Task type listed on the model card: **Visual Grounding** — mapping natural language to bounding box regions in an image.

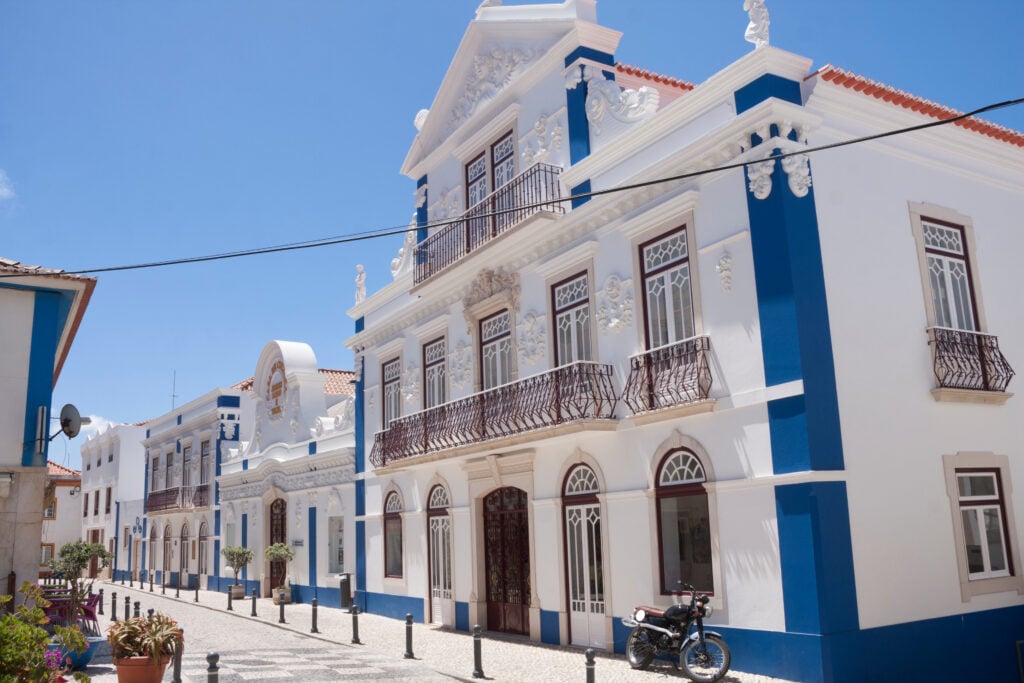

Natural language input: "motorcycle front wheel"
[625,628,656,670]
[680,634,731,682]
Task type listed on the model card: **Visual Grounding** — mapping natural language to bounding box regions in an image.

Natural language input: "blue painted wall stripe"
[23,291,62,466]
[416,174,429,244]
[565,76,591,167]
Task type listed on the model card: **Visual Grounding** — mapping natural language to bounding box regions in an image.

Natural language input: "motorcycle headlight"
[702,604,713,619]
[634,609,646,622]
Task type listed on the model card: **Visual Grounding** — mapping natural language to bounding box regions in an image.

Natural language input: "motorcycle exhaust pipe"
[619,618,675,638]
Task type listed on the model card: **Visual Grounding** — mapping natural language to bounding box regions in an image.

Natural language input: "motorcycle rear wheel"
[625,628,656,670]
[680,634,731,682]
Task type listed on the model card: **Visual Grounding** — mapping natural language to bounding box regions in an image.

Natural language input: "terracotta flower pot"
[113,655,171,683]
[229,584,246,599]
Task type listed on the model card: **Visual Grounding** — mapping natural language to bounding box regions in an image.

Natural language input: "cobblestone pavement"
[81,581,797,682]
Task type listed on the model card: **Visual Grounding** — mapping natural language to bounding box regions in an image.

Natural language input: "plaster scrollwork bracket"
[746,158,776,200]
[414,184,428,209]
[596,274,634,334]
[716,251,734,292]
[429,187,462,223]
[583,67,660,135]
[780,153,812,198]
[516,311,547,364]
[449,339,473,390]
[521,113,563,166]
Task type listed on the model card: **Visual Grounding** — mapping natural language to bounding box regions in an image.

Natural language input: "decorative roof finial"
[354,264,366,305]
[743,0,770,49]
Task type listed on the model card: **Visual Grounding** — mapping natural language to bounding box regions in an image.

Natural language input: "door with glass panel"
[564,466,605,648]
[428,485,454,626]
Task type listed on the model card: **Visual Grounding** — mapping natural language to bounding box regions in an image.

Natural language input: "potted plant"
[47,540,111,669]
[220,545,255,599]
[264,542,295,604]
[107,611,183,683]
[1,583,86,682]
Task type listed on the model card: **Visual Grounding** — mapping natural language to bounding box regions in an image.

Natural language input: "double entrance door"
[484,487,530,635]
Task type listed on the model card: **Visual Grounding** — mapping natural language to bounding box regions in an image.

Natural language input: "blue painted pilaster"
[416,175,429,243]
[22,291,61,466]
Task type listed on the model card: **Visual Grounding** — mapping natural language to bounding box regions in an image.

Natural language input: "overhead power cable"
[3,96,1021,279]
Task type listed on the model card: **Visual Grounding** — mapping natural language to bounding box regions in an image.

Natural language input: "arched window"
[149,526,157,571]
[564,465,600,497]
[656,449,714,594]
[428,485,450,511]
[384,491,403,578]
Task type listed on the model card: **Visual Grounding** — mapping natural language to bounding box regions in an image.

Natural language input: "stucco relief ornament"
[354,264,366,305]
[402,362,421,403]
[516,311,546,364]
[429,187,462,223]
[446,46,539,133]
[390,214,418,279]
[746,158,776,199]
[463,267,521,312]
[449,339,473,390]
[521,114,563,166]
[414,184,428,209]
[716,251,734,292]
[744,0,770,49]
[596,274,634,333]
[583,66,660,135]
[780,153,812,197]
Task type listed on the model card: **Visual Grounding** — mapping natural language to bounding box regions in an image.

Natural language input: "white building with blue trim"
[0,257,95,601]
[345,2,1023,681]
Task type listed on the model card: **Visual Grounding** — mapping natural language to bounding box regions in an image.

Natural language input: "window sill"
[931,388,1013,405]
[959,573,1024,602]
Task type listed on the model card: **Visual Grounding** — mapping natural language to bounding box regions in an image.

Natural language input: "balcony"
[928,327,1014,395]
[144,484,211,513]
[413,162,564,284]
[623,336,713,414]
[369,361,618,468]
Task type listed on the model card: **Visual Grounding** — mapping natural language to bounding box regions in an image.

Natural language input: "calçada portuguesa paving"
[81,581,795,682]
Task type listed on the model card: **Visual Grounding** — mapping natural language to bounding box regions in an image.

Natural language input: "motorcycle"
[621,582,731,682]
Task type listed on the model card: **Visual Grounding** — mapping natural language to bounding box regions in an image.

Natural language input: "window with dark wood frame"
[654,448,714,595]
[384,492,403,578]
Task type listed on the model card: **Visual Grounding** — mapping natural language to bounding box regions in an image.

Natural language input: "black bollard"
[472,624,485,679]
[150,572,154,592]
[129,570,133,588]
[120,570,125,586]
[251,589,257,617]
[278,590,286,624]
[404,613,414,659]
[162,576,166,595]
[310,598,319,633]
[206,652,219,683]
[171,627,184,683]
[98,589,104,616]
[227,588,233,612]
[195,580,199,603]
[133,601,140,618]
[351,606,361,645]
[585,648,595,683]
[124,596,130,621]
[111,591,117,622]
[175,577,180,599]
[148,608,154,619]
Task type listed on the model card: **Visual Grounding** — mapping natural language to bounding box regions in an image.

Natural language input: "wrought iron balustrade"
[189,484,211,508]
[144,487,182,513]
[413,163,564,284]
[928,327,1014,392]
[623,336,712,414]
[369,361,617,468]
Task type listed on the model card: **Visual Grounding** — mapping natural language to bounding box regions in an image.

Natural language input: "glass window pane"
[659,493,713,593]
[385,517,403,577]
[961,509,985,574]
[957,474,996,498]
[983,508,1007,573]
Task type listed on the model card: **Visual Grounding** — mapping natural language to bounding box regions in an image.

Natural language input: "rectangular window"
[200,440,211,485]
[382,358,402,428]
[40,544,54,567]
[957,470,1011,580]
[96,457,101,468]
[552,272,592,365]
[93,491,100,516]
[151,456,159,490]
[182,444,192,488]
[105,486,112,514]
[166,452,173,486]
[225,522,236,548]
[480,310,512,390]
[328,516,345,574]
[83,492,89,517]
[124,526,130,549]
[385,516,403,578]
[423,338,447,409]
[86,462,90,471]
[108,452,113,462]
[641,227,695,349]
[922,219,977,331]
[43,498,56,519]
[465,131,516,242]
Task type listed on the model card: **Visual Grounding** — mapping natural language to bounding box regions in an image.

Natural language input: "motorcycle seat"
[636,605,667,618]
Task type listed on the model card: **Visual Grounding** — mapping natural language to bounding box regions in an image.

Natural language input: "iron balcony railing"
[369,361,617,468]
[927,327,1014,392]
[623,335,712,414]
[144,484,212,512]
[413,162,564,284]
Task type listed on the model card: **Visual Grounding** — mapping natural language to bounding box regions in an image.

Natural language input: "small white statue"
[744,0,770,49]
[354,264,366,304]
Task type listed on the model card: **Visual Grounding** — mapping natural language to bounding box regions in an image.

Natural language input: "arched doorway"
[148,526,157,582]
[162,524,172,585]
[483,487,530,635]
[179,523,190,588]
[427,485,453,626]
[269,498,287,593]
[563,465,605,648]
[198,521,209,589]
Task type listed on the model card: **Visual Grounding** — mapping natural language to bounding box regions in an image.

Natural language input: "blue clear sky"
[2,1,1021,470]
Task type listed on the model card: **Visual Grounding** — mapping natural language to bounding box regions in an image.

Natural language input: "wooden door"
[269,498,287,592]
[484,487,530,635]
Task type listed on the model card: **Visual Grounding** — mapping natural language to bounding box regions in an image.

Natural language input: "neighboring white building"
[79,422,147,579]
[0,258,94,604]
[344,2,1023,682]
[142,387,253,591]
[41,461,82,578]
[218,341,356,603]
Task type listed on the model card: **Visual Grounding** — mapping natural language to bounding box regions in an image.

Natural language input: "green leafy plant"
[48,541,111,636]
[0,582,87,683]
[263,542,295,590]
[220,546,255,586]
[106,612,183,664]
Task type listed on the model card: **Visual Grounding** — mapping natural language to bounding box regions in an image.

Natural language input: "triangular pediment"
[402,0,617,177]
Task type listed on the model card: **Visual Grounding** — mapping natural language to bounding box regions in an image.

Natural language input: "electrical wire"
[3,96,1022,279]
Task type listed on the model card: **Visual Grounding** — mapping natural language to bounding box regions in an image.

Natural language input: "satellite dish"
[59,404,84,439]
